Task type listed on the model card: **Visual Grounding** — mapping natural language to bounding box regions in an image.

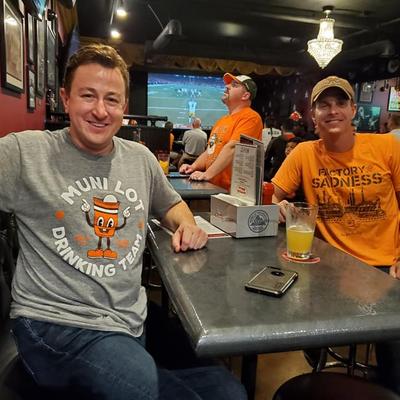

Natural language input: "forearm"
[161,201,195,231]
[203,141,236,180]
[190,151,207,171]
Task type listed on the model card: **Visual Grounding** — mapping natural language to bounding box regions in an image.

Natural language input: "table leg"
[241,354,258,400]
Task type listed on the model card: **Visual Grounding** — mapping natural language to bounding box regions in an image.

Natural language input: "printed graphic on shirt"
[207,127,226,155]
[52,177,146,278]
[81,195,130,260]
[312,165,385,227]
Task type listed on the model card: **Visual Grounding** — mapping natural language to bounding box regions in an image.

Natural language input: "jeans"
[375,266,400,395]
[11,317,247,400]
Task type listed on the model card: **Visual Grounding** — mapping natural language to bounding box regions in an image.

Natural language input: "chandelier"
[307,7,343,69]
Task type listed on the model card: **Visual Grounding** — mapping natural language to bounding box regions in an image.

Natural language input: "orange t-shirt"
[272,134,400,266]
[206,107,262,190]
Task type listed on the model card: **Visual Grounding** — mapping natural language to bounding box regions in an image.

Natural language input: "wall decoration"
[27,66,36,110]
[354,105,381,132]
[358,82,374,103]
[0,0,24,92]
[46,23,56,89]
[387,87,400,112]
[26,11,35,64]
[36,16,45,97]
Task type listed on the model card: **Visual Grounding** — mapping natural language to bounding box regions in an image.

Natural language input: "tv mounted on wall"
[388,87,400,112]
[147,72,227,130]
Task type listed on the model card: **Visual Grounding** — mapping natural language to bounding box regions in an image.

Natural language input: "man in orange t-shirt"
[272,75,400,394]
[179,73,262,190]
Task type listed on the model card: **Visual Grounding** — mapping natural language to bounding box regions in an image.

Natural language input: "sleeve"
[230,114,263,142]
[271,143,304,195]
[148,152,182,218]
[0,134,22,212]
[389,134,400,192]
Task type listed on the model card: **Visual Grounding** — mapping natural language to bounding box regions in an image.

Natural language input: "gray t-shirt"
[0,128,181,337]
[182,128,207,156]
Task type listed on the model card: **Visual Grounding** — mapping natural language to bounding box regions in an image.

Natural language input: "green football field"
[148,83,226,129]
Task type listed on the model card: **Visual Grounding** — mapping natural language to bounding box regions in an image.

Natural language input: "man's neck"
[227,102,250,115]
[321,128,355,153]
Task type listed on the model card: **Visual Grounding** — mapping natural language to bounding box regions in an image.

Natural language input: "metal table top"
[148,225,400,358]
[168,177,227,199]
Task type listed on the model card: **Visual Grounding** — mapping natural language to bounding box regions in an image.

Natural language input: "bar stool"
[273,372,400,400]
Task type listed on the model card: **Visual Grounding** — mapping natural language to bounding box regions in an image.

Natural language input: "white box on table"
[210,193,279,238]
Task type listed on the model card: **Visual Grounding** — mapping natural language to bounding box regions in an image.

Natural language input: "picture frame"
[36,16,45,97]
[46,23,56,90]
[27,66,36,110]
[354,105,381,132]
[387,87,400,112]
[358,82,374,103]
[0,0,24,93]
[26,11,35,65]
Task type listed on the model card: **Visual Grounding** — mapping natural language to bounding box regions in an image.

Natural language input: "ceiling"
[76,0,400,77]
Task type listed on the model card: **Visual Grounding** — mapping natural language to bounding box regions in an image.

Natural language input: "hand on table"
[390,261,400,279]
[172,222,208,252]
[189,171,208,182]
[179,164,195,174]
[277,199,289,223]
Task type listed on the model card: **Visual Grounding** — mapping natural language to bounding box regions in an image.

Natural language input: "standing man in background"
[178,117,208,168]
[180,73,263,191]
[388,113,400,137]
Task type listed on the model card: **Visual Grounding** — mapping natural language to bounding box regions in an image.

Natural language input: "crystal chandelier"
[307,7,343,69]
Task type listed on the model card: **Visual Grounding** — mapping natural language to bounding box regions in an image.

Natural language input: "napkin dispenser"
[210,193,279,238]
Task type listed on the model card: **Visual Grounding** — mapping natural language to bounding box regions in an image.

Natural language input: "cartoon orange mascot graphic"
[81,195,131,259]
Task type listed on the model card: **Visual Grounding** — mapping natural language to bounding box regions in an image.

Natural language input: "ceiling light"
[116,0,127,18]
[110,29,121,39]
[307,6,343,69]
[116,7,127,18]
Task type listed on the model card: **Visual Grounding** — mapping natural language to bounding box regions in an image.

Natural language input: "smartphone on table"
[245,266,298,297]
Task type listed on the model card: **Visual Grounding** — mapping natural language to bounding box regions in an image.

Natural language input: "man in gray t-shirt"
[1,44,246,400]
[178,117,207,168]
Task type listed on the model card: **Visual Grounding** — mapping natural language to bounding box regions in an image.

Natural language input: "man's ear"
[242,91,251,101]
[59,88,69,113]
[352,103,357,119]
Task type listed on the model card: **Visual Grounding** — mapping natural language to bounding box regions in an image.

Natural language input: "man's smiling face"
[60,63,127,156]
[312,87,356,139]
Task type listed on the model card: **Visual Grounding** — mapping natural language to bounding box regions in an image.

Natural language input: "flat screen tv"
[387,87,400,112]
[147,72,226,130]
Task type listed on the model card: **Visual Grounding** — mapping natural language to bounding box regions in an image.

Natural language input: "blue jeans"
[375,266,400,395]
[11,317,247,400]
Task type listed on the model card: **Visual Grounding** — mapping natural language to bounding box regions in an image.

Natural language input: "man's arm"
[190,141,236,181]
[179,149,207,174]
[161,201,208,252]
[389,191,400,279]
[272,184,290,223]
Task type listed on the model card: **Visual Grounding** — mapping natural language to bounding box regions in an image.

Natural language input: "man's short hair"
[389,113,400,129]
[63,43,129,100]
[281,118,295,133]
[165,121,174,131]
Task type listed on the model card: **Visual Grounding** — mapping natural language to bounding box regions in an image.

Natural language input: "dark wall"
[129,70,147,115]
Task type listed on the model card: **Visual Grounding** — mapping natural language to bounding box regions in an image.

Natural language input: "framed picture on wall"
[46,24,56,90]
[26,11,35,65]
[358,82,374,103]
[0,0,24,92]
[36,16,45,97]
[387,87,400,112]
[354,105,381,132]
[27,66,36,110]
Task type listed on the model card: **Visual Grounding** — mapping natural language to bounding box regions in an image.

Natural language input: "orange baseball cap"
[223,73,257,100]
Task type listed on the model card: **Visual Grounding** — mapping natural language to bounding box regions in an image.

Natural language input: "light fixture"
[116,0,127,18]
[110,29,121,39]
[307,6,343,69]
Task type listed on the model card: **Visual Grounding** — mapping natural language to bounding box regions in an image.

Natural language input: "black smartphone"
[245,266,298,297]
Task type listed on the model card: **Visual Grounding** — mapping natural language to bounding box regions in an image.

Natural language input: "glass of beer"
[157,151,170,175]
[286,202,318,260]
